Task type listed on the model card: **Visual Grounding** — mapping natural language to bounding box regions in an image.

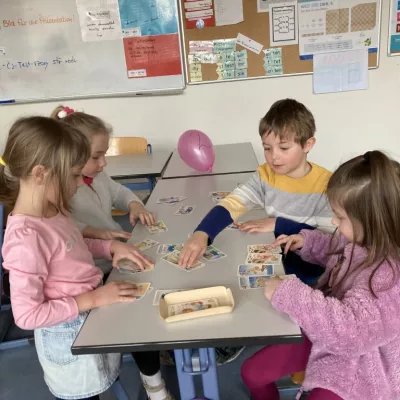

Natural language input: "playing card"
[146,221,168,234]
[239,276,251,290]
[157,196,187,205]
[175,205,196,216]
[249,276,273,289]
[237,264,274,276]
[202,245,227,262]
[134,239,159,251]
[118,259,154,273]
[226,223,240,230]
[209,191,230,198]
[162,250,205,272]
[212,196,224,203]
[157,243,184,254]
[152,289,185,306]
[168,298,219,316]
[245,253,282,265]
[134,282,151,299]
[247,244,282,254]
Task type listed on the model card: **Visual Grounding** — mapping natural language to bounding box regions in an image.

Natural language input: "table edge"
[162,169,257,180]
[71,333,303,355]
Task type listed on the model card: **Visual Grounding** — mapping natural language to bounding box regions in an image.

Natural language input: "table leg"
[173,348,220,400]
[174,349,196,400]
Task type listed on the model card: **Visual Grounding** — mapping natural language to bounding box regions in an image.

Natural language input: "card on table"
[175,205,196,216]
[226,223,240,230]
[239,276,251,290]
[152,288,186,306]
[247,244,282,254]
[202,245,227,262]
[237,264,274,276]
[162,250,205,272]
[157,243,184,254]
[157,196,187,205]
[209,191,231,198]
[146,221,168,234]
[245,253,282,265]
[248,275,273,289]
[168,298,219,316]
[134,239,159,251]
[134,282,152,299]
[118,259,154,273]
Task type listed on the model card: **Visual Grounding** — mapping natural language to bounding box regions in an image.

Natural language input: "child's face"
[331,205,360,243]
[262,132,314,178]
[82,133,109,177]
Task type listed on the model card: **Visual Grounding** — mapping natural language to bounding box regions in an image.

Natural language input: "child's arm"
[5,230,80,330]
[270,275,400,355]
[83,238,113,260]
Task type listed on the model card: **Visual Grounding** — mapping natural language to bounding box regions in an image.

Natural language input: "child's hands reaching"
[239,218,276,233]
[272,234,305,254]
[129,201,155,226]
[99,229,131,240]
[263,276,284,301]
[110,241,154,270]
[179,231,208,267]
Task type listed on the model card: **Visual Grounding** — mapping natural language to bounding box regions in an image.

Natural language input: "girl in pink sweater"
[0,117,153,400]
[242,150,400,400]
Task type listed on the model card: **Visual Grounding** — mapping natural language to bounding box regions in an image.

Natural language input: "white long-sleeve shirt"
[71,171,142,232]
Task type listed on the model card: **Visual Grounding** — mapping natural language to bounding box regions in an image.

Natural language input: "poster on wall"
[388,0,400,55]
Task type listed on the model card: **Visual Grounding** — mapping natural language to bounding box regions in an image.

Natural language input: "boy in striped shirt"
[179,98,333,273]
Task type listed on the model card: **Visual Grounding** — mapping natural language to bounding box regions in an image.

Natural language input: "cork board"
[180,0,379,84]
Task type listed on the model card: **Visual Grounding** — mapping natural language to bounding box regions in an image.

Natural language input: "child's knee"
[241,356,259,388]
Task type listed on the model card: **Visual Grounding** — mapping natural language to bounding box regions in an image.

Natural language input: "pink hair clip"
[57,106,75,119]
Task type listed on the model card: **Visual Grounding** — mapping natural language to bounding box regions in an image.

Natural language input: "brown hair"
[51,105,112,140]
[0,116,90,213]
[259,99,316,147]
[325,150,400,297]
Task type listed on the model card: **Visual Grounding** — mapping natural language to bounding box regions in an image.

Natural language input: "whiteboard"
[0,0,185,103]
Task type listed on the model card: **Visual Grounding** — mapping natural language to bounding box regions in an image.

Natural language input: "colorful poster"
[389,0,400,54]
[118,0,178,36]
[123,34,182,77]
[298,0,379,59]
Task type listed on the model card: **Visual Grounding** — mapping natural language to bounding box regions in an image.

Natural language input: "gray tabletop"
[104,150,172,179]
[72,173,301,355]
[162,142,259,179]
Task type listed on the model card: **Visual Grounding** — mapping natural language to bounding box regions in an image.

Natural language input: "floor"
[0,343,299,400]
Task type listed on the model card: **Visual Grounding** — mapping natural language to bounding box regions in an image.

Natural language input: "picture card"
[146,221,168,234]
[245,253,282,264]
[134,239,159,251]
[118,259,154,273]
[162,250,205,272]
[157,196,187,205]
[202,245,227,262]
[134,282,151,299]
[175,205,196,215]
[237,264,274,276]
[249,275,273,288]
[247,244,282,254]
[157,243,184,254]
[152,288,186,306]
[226,223,240,230]
[168,298,219,316]
[239,276,251,290]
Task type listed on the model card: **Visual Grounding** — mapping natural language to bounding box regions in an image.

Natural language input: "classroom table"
[72,173,301,400]
[162,142,259,179]
[105,150,172,180]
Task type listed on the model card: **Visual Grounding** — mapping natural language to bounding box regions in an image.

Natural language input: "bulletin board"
[0,0,185,103]
[179,0,381,84]
[388,0,400,55]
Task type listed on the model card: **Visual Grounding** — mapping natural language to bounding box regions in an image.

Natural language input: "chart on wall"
[388,0,400,55]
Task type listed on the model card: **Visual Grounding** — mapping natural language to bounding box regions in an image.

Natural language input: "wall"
[0,0,397,171]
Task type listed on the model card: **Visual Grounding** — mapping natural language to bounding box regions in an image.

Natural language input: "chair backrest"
[107,137,148,156]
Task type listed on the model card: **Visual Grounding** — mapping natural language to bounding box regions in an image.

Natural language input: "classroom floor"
[0,343,299,400]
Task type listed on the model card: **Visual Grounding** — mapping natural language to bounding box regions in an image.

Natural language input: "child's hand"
[94,281,140,307]
[100,229,131,240]
[239,218,276,233]
[264,276,284,301]
[110,241,154,269]
[129,201,155,226]
[272,234,305,254]
[179,231,208,267]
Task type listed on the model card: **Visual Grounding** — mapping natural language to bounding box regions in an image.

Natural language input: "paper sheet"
[76,0,123,42]
[118,0,178,36]
[313,49,368,94]
[214,0,244,26]
[269,2,298,46]
[236,33,263,54]
[298,0,378,58]
[258,0,287,12]
[184,0,215,28]
[264,47,283,75]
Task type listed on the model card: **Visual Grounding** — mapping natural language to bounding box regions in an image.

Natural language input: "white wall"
[0,0,397,172]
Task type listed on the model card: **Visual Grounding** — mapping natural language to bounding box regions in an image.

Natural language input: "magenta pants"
[241,337,343,400]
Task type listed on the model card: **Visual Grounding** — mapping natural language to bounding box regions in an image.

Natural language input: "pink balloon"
[178,130,215,172]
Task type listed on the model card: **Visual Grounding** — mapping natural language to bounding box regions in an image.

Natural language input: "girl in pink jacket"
[242,150,400,400]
